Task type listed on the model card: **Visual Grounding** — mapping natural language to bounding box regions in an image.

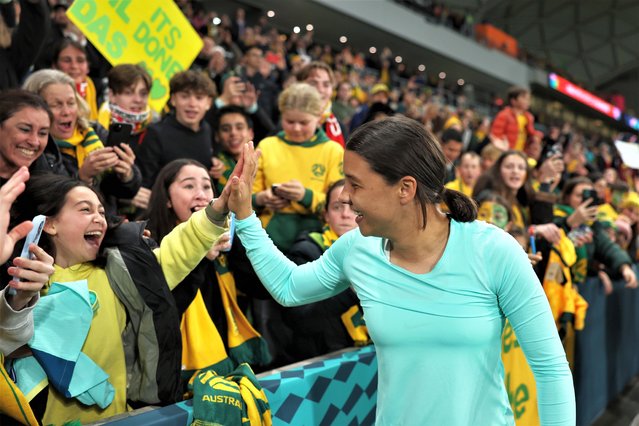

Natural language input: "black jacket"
[31,134,71,177]
[101,221,183,405]
[284,231,360,361]
[136,114,213,188]
[0,0,48,90]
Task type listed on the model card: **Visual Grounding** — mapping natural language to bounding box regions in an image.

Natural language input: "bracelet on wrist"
[205,199,228,226]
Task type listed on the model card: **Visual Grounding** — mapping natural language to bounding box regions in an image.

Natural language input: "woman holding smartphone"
[22,69,142,216]
[219,118,576,425]
[555,176,636,288]
[0,167,54,356]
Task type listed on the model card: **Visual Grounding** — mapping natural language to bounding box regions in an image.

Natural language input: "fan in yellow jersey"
[252,83,344,252]
[445,151,481,197]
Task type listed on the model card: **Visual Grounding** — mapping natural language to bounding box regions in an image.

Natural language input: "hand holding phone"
[7,215,46,296]
[106,122,133,148]
[582,189,601,206]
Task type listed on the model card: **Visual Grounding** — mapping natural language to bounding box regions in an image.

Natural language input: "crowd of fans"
[0,0,638,424]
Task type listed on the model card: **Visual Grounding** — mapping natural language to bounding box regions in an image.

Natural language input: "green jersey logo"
[312,163,326,177]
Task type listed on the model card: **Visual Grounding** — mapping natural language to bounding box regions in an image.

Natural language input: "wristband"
[205,199,228,226]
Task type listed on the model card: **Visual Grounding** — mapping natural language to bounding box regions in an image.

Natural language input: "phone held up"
[221,213,235,253]
[106,122,133,148]
[7,215,47,296]
[582,189,601,206]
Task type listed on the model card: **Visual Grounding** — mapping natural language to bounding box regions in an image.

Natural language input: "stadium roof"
[440,0,639,114]
[224,0,638,114]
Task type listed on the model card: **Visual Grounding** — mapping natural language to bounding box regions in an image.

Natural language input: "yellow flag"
[67,0,204,112]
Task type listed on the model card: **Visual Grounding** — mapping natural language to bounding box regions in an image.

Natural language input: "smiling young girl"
[142,159,270,378]
[474,150,562,249]
[11,171,230,425]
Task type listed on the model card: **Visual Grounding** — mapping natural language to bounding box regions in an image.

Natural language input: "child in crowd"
[480,143,503,172]
[52,39,98,120]
[296,61,346,146]
[97,64,156,150]
[97,64,158,213]
[136,70,216,191]
[252,82,344,252]
[250,82,344,366]
[211,105,254,195]
[143,159,270,379]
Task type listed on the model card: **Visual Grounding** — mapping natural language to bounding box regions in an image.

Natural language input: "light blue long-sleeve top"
[237,213,575,425]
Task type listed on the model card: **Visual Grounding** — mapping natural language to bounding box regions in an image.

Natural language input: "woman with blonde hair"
[23,69,141,215]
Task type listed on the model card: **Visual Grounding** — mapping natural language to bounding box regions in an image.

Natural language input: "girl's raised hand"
[210,142,260,220]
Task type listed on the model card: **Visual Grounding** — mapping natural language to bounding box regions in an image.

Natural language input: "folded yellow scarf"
[190,363,271,426]
[55,126,104,168]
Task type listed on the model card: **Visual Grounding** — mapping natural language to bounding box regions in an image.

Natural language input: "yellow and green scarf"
[542,229,588,368]
[0,353,39,425]
[76,77,98,121]
[181,255,271,376]
[190,363,272,426]
[55,126,104,168]
[554,205,589,284]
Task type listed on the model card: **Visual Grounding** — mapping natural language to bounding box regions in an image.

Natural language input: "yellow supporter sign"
[67,0,204,112]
